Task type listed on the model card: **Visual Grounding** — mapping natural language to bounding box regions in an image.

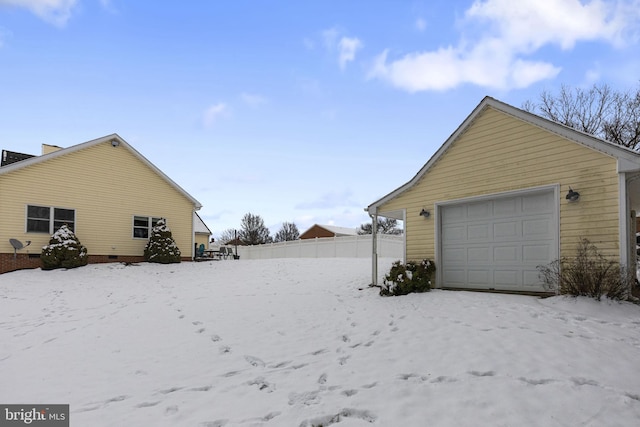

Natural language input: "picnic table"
[203,247,235,260]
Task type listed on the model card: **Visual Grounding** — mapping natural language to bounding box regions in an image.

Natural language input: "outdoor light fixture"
[419,208,431,218]
[566,187,580,202]
[111,139,120,147]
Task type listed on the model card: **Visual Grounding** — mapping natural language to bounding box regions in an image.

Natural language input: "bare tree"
[358,218,403,235]
[273,222,300,242]
[240,213,271,245]
[217,228,238,245]
[523,82,640,150]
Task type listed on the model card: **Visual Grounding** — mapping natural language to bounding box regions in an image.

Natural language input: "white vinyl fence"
[236,234,403,260]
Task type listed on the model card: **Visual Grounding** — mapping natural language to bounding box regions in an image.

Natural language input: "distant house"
[0,134,205,274]
[367,97,640,293]
[300,224,358,239]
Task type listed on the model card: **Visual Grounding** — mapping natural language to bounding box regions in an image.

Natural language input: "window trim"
[25,205,76,234]
[132,215,163,239]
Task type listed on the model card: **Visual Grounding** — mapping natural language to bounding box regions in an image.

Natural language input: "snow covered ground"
[1,258,640,427]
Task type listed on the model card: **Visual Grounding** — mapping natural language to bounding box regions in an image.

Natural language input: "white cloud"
[240,93,267,108]
[338,36,363,69]
[202,103,228,128]
[466,0,640,50]
[321,27,363,69]
[321,27,340,50]
[0,0,78,27]
[415,17,427,32]
[369,0,640,92]
[99,0,117,14]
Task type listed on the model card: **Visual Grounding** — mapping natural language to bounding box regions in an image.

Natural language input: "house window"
[133,216,162,239]
[26,205,75,233]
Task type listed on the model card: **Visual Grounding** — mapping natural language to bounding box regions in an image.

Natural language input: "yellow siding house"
[367,97,640,293]
[0,134,204,274]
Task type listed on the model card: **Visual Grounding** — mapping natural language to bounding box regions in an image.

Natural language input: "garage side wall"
[378,107,619,263]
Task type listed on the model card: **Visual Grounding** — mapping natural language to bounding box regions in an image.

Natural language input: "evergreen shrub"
[381,259,435,296]
[144,218,182,264]
[41,224,88,270]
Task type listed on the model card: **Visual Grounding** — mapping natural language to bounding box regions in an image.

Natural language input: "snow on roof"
[194,212,212,234]
[319,224,358,236]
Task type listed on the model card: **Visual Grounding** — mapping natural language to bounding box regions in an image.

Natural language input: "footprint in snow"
[210,334,221,342]
[200,419,228,427]
[571,377,599,386]
[431,376,457,384]
[269,360,291,369]
[158,386,182,394]
[105,395,129,403]
[288,390,320,406]
[519,377,555,386]
[189,385,212,391]
[338,355,351,365]
[398,373,428,381]
[136,401,160,408]
[468,370,496,377]
[262,412,280,421]
[247,377,274,392]
[245,355,265,367]
[164,405,178,415]
[299,408,377,426]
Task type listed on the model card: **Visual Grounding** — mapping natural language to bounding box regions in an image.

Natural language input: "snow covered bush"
[41,224,88,270]
[144,218,181,264]
[537,238,633,301]
[381,259,435,296]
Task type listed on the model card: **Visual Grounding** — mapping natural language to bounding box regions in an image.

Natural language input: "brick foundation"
[0,253,194,274]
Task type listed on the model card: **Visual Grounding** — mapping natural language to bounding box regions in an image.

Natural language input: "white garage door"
[441,189,557,292]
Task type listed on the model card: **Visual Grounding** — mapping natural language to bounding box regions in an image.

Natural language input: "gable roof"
[194,212,212,234]
[301,224,358,237]
[0,133,202,209]
[367,96,640,215]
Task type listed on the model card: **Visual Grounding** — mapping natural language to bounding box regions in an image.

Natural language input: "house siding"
[377,106,620,263]
[195,233,210,250]
[0,141,195,266]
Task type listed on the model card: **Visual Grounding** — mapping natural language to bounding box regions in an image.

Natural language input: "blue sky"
[1,0,639,238]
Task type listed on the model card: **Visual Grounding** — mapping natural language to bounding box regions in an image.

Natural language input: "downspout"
[192,208,198,261]
[369,211,378,286]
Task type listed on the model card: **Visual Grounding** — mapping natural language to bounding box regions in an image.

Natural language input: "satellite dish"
[10,239,24,250]
[9,238,31,258]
